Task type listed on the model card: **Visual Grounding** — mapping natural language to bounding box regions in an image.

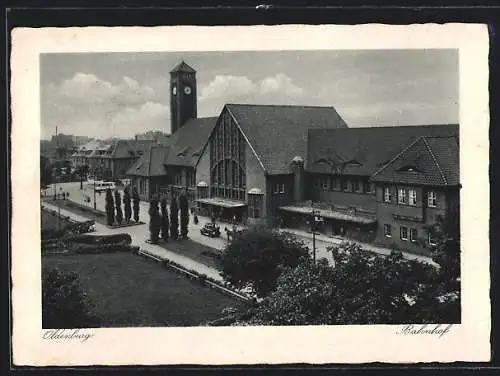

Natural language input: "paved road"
[44,181,434,266]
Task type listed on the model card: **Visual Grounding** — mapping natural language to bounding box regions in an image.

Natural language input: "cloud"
[56,73,157,105]
[199,73,304,102]
[109,101,170,137]
[260,73,304,96]
[199,75,256,102]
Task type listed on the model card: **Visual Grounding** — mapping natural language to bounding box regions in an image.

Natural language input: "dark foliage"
[148,199,161,244]
[123,188,132,223]
[179,192,189,239]
[114,190,123,225]
[169,196,179,240]
[104,188,115,226]
[221,225,310,297]
[132,186,140,223]
[160,198,170,240]
[42,268,101,328]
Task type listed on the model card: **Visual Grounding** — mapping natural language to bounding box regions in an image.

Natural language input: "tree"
[105,188,115,226]
[114,190,123,225]
[221,226,310,297]
[160,198,169,240]
[179,190,189,239]
[132,186,140,223]
[169,195,179,240]
[42,268,101,328]
[237,241,459,326]
[123,187,132,223]
[40,155,52,188]
[148,199,161,244]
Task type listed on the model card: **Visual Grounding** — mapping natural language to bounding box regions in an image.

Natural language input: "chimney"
[291,156,305,202]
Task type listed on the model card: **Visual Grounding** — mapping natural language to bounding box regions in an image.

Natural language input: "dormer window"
[397,165,423,173]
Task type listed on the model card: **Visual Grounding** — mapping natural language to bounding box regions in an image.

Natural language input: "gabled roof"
[107,139,156,159]
[371,135,459,186]
[226,104,348,175]
[165,117,218,167]
[170,61,196,74]
[126,146,170,177]
[307,124,458,177]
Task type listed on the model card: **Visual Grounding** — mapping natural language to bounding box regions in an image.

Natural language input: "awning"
[279,205,377,225]
[195,197,247,208]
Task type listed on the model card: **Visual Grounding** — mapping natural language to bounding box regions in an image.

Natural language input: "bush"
[179,192,189,239]
[105,188,115,226]
[114,190,123,225]
[123,188,132,223]
[42,268,101,328]
[221,225,310,297]
[148,199,161,244]
[132,187,140,222]
[64,233,132,246]
[160,198,169,240]
[169,196,179,240]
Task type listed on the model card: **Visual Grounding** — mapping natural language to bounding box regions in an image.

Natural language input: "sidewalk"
[41,202,223,282]
[279,228,436,265]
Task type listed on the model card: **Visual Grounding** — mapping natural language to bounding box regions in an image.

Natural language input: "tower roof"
[170,61,196,74]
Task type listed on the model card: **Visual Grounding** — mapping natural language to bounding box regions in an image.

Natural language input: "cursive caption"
[397,324,454,338]
[43,329,95,343]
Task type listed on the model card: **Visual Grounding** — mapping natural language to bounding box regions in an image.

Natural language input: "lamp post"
[311,209,320,264]
[93,167,98,210]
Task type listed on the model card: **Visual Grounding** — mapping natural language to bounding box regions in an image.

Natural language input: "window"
[320,177,329,191]
[365,182,372,194]
[384,224,392,238]
[342,179,350,192]
[384,187,392,202]
[274,183,279,194]
[400,226,408,241]
[428,232,437,246]
[428,191,437,207]
[410,228,418,242]
[398,188,407,204]
[354,180,361,193]
[248,193,262,218]
[280,183,285,194]
[408,189,417,206]
[174,173,182,186]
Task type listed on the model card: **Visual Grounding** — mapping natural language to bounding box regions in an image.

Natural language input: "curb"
[135,248,252,303]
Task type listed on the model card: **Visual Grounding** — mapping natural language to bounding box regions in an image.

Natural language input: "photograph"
[11,24,490,365]
[39,49,460,328]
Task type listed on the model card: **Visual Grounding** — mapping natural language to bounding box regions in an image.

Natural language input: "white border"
[11,24,490,365]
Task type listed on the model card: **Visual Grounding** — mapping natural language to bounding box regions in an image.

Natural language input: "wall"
[374,184,451,255]
[267,174,295,217]
[245,145,267,217]
[196,141,211,186]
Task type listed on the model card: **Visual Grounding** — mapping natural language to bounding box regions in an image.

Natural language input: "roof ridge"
[226,103,336,109]
[371,136,424,178]
[310,124,459,132]
[422,136,448,185]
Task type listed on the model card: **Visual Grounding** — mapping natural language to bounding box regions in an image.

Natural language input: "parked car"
[94,181,116,192]
[200,223,221,238]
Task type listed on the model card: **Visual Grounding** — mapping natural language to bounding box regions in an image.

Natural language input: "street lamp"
[311,209,320,264]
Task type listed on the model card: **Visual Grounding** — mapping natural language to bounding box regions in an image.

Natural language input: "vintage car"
[200,223,221,238]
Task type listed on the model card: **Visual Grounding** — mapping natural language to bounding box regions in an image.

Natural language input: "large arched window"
[210,112,246,200]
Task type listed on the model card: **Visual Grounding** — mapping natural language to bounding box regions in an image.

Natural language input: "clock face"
[184,86,192,95]
[172,86,177,95]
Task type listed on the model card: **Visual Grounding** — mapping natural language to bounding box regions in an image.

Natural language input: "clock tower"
[170,61,197,134]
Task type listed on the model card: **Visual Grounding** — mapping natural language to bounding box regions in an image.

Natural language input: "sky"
[40,49,458,140]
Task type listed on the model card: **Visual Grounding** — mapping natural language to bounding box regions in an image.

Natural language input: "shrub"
[160,198,169,240]
[42,268,101,328]
[114,190,123,225]
[123,188,132,223]
[148,199,161,244]
[179,191,189,239]
[132,186,140,223]
[169,195,179,240]
[221,225,310,297]
[105,188,115,226]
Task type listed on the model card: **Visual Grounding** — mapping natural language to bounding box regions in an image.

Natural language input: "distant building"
[127,60,460,255]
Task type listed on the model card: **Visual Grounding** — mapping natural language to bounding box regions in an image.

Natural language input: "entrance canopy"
[279,204,376,225]
[195,197,247,208]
